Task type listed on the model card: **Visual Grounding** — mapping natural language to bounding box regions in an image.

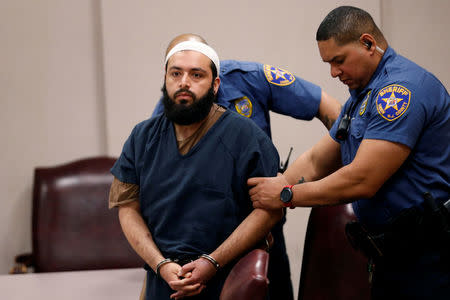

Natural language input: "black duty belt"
[345,193,450,283]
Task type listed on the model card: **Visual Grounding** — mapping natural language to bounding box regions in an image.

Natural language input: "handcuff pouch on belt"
[345,221,385,259]
[346,206,427,261]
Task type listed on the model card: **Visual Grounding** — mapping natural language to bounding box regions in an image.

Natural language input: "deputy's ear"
[359,33,375,51]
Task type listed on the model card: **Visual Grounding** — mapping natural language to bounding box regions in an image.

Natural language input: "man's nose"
[330,65,342,78]
[179,73,190,88]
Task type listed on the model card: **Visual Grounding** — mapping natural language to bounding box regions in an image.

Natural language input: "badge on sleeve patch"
[376,84,411,121]
[263,64,295,86]
[359,90,371,116]
[234,96,253,118]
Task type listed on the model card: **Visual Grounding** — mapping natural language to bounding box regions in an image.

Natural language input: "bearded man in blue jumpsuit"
[152,33,342,300]
[110,41,283,299]
[249,6,449,299]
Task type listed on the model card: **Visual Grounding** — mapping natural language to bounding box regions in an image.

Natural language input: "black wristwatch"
[280,185,294,209]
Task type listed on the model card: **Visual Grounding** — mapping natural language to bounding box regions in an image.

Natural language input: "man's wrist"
[156,258,172,277]
[199,254,220,270]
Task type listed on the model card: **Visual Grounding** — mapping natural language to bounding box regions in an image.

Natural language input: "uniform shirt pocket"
[350,117,367,140]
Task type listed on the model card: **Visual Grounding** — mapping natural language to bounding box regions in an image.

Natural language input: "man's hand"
[158,262,202,299]
[247,174,288,210]
[168,258,217,299]
[158,262,182,284]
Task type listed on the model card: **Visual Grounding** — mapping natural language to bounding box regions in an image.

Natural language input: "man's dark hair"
[210,61,217,79]
[316,6,385,45]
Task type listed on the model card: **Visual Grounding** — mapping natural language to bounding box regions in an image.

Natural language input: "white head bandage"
[164,41,220,76]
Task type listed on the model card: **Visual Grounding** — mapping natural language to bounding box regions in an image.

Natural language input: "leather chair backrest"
[298,204,371,300]
[220,249,269,300]
[32,157,143,272]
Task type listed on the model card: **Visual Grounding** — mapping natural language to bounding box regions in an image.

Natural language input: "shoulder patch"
[263,64,295,86]
[234,96,253,118]
[376,84,411,121]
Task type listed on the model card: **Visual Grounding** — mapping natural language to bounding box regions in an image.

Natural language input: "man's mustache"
[174,89,195,100]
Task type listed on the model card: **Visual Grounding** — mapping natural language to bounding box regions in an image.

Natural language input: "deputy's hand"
[248,174,288,210]
[168,258,216,299]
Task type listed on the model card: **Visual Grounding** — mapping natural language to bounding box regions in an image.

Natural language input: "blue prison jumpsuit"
[153,60,322,300]
[112,109,280,299]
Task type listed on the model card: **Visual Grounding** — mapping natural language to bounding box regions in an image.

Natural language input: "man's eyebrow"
[324,55,343,63]
[191,67,207,72]
[168,66,207,73]
[168,66,182,71]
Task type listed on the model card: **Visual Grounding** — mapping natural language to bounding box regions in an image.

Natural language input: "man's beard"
[161,83,216,125]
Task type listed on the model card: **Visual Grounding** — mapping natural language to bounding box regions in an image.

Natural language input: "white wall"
[1,1,448,299]
[381,0,450,89]
[0,0,106,273]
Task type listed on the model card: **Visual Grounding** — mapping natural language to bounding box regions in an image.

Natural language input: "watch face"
[280,187,293,203]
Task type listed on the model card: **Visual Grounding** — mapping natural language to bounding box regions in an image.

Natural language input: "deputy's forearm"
[290,164,371,207]
[209,208,283,267]
[284,135,342,185]
[290,139,411,207]
[118,201,164,272]
[283,149,317,184]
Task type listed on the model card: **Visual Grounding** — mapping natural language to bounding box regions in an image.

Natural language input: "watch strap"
[282,185,294,208]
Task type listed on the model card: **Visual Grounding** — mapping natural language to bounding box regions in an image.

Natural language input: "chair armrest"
[9,253,34,274]
[220,249,269,300]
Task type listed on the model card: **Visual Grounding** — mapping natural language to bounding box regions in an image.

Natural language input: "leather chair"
[220,249,269,300]
[10,156,143,273]
[298,204,371,300]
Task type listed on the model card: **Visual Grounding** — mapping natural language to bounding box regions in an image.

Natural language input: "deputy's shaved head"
[165,33,208,56]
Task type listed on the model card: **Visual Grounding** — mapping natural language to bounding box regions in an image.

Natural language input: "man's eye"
[171,72,180,77]
[192,73,202,78]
